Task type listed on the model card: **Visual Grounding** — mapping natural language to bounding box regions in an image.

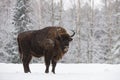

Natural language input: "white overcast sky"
[36,0,103,10]
[62,0,103,10]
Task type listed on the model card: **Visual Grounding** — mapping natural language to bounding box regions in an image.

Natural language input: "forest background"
[0,0,120,64]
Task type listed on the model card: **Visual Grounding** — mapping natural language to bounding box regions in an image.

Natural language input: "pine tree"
[10,0,32,63]
[14,0,31,34]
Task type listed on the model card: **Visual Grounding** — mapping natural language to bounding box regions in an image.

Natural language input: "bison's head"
[56,30,75,53]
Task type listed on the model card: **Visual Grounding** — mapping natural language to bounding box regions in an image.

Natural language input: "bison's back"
[36,26,67,39]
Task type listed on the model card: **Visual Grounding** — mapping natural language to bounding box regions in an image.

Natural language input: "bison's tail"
[17,36,23,60]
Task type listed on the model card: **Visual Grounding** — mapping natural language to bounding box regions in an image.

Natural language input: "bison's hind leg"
[22,54,32,73]
[44,53,52,73]
[44,58,50,73]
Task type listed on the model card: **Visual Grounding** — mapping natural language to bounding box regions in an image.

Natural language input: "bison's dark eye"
[65,37,72,42]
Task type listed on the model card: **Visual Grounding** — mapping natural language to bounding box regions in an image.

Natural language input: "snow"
[0,63,120,80]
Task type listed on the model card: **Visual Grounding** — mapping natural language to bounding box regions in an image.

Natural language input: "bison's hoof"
[52,71,55,74]
[25,71,31,73]
[45,70,49,73]
[52,70,55,74]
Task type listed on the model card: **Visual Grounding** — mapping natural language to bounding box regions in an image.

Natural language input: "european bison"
[17,26,75,74]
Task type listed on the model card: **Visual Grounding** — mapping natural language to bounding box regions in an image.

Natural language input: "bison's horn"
[70,30,75,37]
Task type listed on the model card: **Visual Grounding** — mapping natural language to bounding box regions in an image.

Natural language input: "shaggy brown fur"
[17,26,75,74]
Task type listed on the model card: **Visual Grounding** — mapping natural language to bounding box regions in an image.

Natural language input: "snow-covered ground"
[0,63,120,80]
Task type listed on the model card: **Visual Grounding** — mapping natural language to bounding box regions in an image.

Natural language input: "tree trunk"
[38,0,42,29]
[51,0,54,26]
[107,0,112,63]
[59,0,63,26]
[75,0,81,63]
[87,0,94,63]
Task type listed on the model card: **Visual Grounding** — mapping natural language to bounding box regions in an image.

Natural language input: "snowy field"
[0,63,120,80]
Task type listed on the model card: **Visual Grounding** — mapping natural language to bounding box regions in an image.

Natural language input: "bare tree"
[115,0,120,34]
[87,0,94,63]
[108,0,113,63]
[51,0,54,26]
[104,0,114,63]
[59,0,63,26]
[76,0,81,62]
[38,0,42,29]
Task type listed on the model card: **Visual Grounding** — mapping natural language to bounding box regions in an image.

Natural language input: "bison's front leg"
[44,54,51,73]
[51,59,57,74]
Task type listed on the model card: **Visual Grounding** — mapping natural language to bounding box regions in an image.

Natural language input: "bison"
[17,26,75,74]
